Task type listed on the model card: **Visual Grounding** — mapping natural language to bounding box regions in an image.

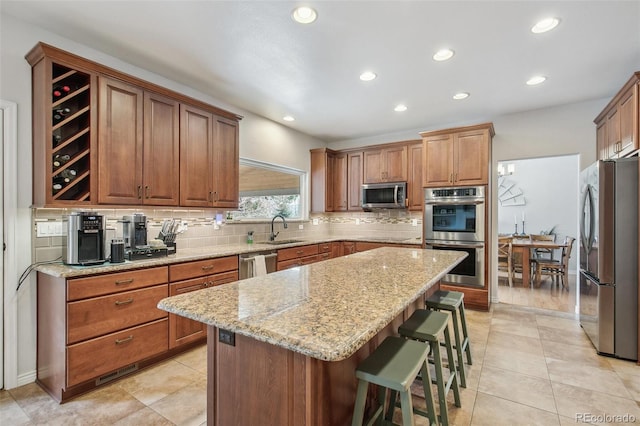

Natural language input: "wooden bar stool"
[425,290,472,388]
[398,309,461,426]
[351,336,437,426]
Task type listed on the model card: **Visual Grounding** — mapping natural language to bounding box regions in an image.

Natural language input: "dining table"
[510,237,568,286]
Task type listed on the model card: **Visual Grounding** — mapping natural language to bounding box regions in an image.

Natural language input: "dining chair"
[533,236,575,290]
[497,236,514,287]
[529,234,556,282]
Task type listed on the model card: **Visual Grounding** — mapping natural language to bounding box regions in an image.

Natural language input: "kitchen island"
[158,247,466,425]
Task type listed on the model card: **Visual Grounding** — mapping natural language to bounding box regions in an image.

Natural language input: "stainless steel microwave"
[361,182,407,210]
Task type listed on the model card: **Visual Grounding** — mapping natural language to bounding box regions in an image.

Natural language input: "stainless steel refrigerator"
[579,157,638,361]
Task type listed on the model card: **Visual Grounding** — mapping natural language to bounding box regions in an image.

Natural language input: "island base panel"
[207,295,428,425]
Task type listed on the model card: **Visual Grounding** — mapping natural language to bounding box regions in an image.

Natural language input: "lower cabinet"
[37,256,238,402]
[37,267,170,402]
[277,244,320,270]
[168,256,238,349]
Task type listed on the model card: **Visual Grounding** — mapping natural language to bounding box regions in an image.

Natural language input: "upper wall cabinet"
[26,42,241,208]
[407,142,423,210]
[179,105,239,209]
[27,47,98,206]
[421,123,494,188]
[310,148,336,213]
[363,145,407,183]
[595,72,639,160]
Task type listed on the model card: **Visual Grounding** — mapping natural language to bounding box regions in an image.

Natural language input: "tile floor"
[2,303,639,425]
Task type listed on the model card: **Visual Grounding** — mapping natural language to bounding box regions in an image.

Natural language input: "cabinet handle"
[115,278,134,285]
[296,250,304,255]
[114,298,134,306]
[454,173,458,182]
[137,185,142,199]
[115,335,134,345]
[450,173,453,183]
[145,186,149,199]
[213,191,218,202]
[208,191,213,202]
[202,265,214,271]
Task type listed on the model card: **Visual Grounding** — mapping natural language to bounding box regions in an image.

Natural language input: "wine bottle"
[53,175,68,185]
[53,183,63,194]
[53,133,63,146]
[53,154,70,168]
[53,107,71,123]
[52,85,71,99]
[59,169,77,181]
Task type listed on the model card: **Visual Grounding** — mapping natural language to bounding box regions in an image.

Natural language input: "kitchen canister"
[110,239,125,263]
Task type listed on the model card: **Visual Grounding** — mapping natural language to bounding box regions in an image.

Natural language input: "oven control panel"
[432,188,476,197]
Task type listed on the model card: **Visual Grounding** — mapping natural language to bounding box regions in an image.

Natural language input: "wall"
[0,12,326,385]
[497,155,580,272]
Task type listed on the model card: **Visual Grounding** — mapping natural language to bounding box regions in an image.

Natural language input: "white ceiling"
[3,1,640,142]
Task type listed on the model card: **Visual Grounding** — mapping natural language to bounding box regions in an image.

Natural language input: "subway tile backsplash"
[32,208,422,262]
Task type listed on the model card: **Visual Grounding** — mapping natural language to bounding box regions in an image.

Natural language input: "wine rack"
[50,63,92,202]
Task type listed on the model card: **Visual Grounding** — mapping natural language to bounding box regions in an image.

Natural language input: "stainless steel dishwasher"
[239,250,278,279]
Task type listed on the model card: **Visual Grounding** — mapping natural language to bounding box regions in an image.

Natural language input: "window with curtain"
[232,158,305,220]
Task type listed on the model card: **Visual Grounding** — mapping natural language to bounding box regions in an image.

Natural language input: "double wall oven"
[424,186,485,287]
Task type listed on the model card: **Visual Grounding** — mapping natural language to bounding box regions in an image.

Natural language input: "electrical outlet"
[219,329,235,346]
[312,218,319,225]
[355,218,360,225]
[36,221,64,237]
[412,219,418,227]
[298,224,304,230]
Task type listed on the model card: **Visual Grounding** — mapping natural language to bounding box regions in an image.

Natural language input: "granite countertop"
[158,247,466,362]
[35,236,422,278]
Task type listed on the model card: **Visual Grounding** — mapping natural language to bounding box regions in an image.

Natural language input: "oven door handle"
[427,241,484,249]
[425,200,484,205]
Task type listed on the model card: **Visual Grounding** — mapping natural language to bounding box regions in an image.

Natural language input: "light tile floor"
[2,304,639,425]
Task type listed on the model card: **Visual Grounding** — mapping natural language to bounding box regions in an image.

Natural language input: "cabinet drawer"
[67,284,168,344]
[318,252,331,262]
[277,255,319,270]
[318,243,332,253]
[211,270,238,286]
[67,318,168,387]
[277,245,319,262]
[67,267,168,301]
[169,256,238,281]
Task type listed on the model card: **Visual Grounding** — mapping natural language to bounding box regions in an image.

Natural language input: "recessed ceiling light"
[394,104,408,112]
[359,71,377,81]
[433,48,455,61]
[292,6,317,24]
[526,75,547,85]
[283,115,295,122]
[452,92,469,100]
[531,17,560,34]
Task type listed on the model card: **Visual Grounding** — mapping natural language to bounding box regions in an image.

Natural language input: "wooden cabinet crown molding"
[419,122,495,139]
[594,71,640,124]
[26,42,243,122]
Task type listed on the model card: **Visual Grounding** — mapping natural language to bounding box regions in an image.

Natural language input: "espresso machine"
[123,213,167,260]
[63,212,106,265]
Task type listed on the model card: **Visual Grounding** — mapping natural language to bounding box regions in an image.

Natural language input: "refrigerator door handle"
[581,184,595,253]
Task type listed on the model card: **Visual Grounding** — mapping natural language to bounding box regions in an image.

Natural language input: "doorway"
[496,154,580,314]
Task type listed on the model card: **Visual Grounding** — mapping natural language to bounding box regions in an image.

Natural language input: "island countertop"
[158,247,466,362]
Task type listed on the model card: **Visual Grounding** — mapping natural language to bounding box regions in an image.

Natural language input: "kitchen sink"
[262,239,305,245]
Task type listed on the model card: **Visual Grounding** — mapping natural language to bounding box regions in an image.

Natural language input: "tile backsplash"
[32,208,422,262]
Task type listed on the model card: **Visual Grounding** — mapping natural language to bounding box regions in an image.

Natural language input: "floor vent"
[95,363,138,386]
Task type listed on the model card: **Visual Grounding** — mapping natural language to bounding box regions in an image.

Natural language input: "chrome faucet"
[269,214,288,241]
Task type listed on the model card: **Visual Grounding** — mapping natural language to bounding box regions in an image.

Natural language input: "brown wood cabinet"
[168,256,239,348]
[407,141,423,210]
[98,78,180,205]
[363,145,407,183]
[37,266,169,401]
[342,241,356,255]
[421,123,494,187]
[310,148,337,212]
[595,72,639,160]
[333,152,348,211]
[277,244,320,270]
[26,42,241,208]
[179,105,239,208]
[347,152,363,211]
